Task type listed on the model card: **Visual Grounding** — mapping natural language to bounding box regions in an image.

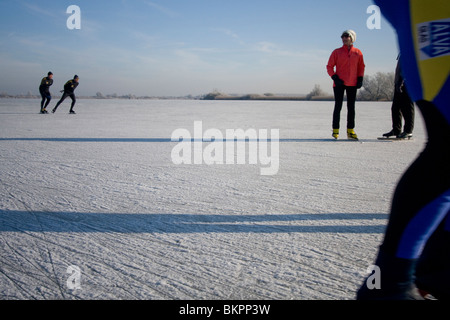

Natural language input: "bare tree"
[306,84,327,100]
[96,92,105,99]
[358,72,395,101]
[203,89,224,100]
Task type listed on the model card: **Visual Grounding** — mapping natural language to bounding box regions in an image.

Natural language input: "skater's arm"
[326,50,337,78]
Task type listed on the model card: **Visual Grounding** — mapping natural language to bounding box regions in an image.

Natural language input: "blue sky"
[0,0,399,96]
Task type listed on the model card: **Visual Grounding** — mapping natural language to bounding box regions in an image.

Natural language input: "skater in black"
[52,75,79,114]
[382,55,415,139]
[39,72,53,114]
[357,0,450,300]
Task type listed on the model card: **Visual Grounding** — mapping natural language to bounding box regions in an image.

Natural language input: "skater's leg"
[44,95,51,109]
[40,92,51,112]
[40,93,45,110]
[332,86,345,129]
[345,86,357,130]
[392,189,450,261]
[391,90,403,135]
[400,88,415,134]
[53,93,68,112]
[69,94,76,112]
[416,215,450,300]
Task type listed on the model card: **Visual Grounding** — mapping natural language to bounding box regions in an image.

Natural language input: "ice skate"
[382,130,400,138]
[332,129,339,140]
[397,132,413,139]
[347,129,358,140]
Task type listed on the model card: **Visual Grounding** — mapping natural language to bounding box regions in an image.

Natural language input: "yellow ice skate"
[332,129,339,140]
[347,128,358,140]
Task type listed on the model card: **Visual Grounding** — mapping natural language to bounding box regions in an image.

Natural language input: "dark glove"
[332,74,344,87]
[357,76,363,89]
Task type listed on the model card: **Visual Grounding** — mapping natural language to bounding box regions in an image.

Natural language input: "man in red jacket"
[327,30,365,140]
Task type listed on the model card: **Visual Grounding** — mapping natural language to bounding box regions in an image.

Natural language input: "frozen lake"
[0,98,426,299]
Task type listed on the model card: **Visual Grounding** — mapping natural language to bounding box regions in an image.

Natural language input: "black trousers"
[54,92,76,111]
[40,90,51,109]
[332,86,357,130]
[391,88,415,134]
[378,101,450,297]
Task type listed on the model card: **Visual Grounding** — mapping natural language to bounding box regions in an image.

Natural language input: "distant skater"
[327,30,365,140]
[382,55,415,139]
[39,72,53,114]
[52,75,79,114]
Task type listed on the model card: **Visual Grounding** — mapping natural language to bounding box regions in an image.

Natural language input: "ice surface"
[0,99,426,299]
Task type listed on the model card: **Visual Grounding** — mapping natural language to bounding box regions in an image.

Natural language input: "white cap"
[342,29,356,43]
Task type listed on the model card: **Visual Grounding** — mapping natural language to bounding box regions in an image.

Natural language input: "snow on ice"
[0,99,426,300]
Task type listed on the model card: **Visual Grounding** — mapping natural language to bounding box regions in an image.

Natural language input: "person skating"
[357,0,450,300]
[52,75,79,114]
[39,72,53,114]
[327,30,365,140]
[382,55,415,139]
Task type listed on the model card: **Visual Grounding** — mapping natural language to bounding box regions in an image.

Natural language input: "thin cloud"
[213,28,245,45]
[144,1,179,18]
[21,2,59,18]
[254,41,329,61]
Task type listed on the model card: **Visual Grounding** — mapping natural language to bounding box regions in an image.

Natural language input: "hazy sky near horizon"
[0,0,399,96]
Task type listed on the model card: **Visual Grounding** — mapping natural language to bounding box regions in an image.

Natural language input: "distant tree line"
[299,71,396,101]
[202,72,395,101]
[1,72,395,101]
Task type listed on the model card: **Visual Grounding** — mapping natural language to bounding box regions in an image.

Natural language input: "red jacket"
[327,45,365,87]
